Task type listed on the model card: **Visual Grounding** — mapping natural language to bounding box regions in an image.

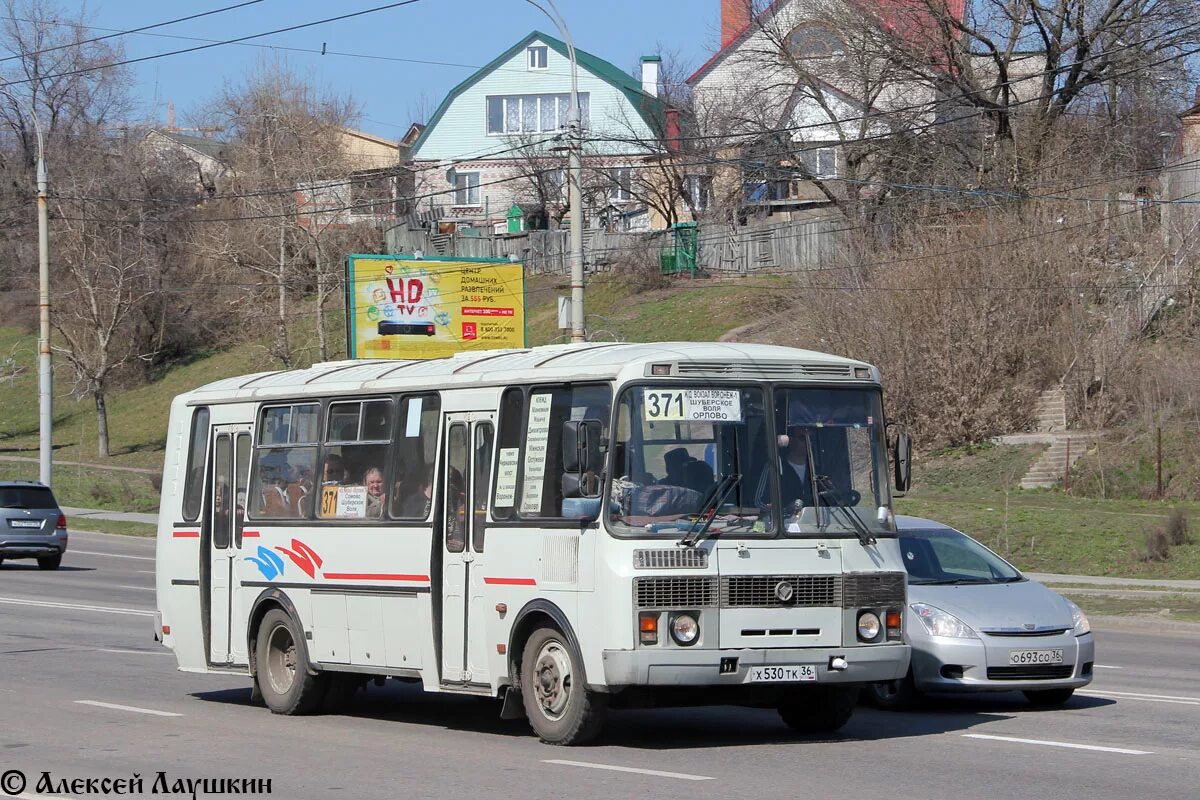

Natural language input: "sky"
[58,0,720,140]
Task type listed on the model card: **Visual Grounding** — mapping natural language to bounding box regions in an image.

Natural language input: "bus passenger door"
[440,412,495,685]
[205,424,251,665]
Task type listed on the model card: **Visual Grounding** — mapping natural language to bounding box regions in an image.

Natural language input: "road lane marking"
[71,550,154,561]
[117,585,155,592]
[95,648,173,657]
[137,570,156,574]
[0,596,153,617]
[1081,689,1200,706]
[1093,665,1123,670]
[963,734,1150,755]
[543,760,713,781]
[75,700,182,717]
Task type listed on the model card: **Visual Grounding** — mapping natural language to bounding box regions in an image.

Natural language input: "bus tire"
[520,626,606,745]
[778,686,858,735]
[255,608,326,715]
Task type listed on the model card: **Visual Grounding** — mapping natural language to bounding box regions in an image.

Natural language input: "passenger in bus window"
[364,467,386,519]
[263,475,294,517]
[321,454,346,486]
[756,426,813,514]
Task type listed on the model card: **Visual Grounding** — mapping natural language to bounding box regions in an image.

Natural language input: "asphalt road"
[1,531,1197,800]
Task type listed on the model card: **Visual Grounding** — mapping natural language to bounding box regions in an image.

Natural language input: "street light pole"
[524,0,585,343]
[1,86,51,486]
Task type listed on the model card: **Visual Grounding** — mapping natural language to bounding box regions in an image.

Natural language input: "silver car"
[866,515,1094,709]
[0,481,68,570]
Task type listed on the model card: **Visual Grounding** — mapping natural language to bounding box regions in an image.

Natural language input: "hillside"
[0,273,788,477]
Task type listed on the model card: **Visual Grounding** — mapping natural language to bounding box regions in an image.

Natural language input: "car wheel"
[1023,688,1075,707]
[865,670,920,711]
[255,609,326,715]
[519,626,607,745]
[37,554,62,570]
[778,686,859,734]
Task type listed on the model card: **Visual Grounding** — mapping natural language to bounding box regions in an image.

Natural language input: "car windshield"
[899,528,1023,584]
[772,387,893,537]
[0,486,57,510]
[610,386,775,536]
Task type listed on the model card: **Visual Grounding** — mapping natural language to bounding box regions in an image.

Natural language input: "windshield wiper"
[814,476,876,546]
[679,473,741,548]
[1,503,27,509]
[911,577,992,585]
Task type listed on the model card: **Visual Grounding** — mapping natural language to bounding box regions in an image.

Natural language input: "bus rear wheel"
[778,686,859,735]
[255,609,326,715]
[520,627,606,745]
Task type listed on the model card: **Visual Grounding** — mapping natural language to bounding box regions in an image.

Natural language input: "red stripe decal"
[483,577,537,586]
[323,573,430,582]
[241,531,261,538]
[172,531,200,538]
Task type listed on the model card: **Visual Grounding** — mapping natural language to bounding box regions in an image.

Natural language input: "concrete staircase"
[992,385,1101,489]
[1031,385,1067,433]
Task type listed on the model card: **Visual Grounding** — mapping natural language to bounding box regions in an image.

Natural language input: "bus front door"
[440,412,495,686]
[204,425,251,665]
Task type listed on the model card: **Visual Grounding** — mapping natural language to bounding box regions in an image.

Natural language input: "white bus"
[155,342,913,744]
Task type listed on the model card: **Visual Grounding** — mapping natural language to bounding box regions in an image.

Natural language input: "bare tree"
[200,61,359,367]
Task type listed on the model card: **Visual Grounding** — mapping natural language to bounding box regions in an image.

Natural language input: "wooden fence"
[384,216,844,276]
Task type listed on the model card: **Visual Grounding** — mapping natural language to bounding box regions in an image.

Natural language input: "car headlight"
[910,603,977,639]
[1065,598,1091,636]
[670,613,699,645]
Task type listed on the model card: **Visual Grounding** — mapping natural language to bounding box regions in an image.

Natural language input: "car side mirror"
[893,432,912,495]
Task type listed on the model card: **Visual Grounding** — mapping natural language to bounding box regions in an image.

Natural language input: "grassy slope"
[897,443,1200,580]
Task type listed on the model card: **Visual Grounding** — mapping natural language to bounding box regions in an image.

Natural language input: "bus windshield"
[608,384,893,538]
[610,386,774,536]
[773,386,892,537]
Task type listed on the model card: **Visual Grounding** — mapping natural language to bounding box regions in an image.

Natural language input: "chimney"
[721,0,753,48]
[640,55,661,97]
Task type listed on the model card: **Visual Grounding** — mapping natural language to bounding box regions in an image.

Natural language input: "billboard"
[345,254,526,359]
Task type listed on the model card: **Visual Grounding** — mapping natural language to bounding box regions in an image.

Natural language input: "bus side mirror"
[893,433,912,495]
[562,419,602,474]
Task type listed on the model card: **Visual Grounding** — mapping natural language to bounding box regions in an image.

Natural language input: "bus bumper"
[600,643,910,688]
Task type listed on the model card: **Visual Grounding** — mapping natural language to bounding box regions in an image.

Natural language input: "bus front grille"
[842,572,907,607]
[633,576,719,608]
[720,575,842,608]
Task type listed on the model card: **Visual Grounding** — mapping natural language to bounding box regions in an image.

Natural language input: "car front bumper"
[601,643,910,689]
[0,529,68,558]
[910,631,1094,693]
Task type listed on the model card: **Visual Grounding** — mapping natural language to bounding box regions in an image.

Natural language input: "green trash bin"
[659,222,698,277]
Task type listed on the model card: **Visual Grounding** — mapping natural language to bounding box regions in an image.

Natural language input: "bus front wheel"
[519,627,606,745]
[778,686,859,735]
[255,609,326,715]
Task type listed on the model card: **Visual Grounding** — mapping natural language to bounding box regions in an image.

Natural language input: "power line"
[0,0,426,88]
[0,1,266,65]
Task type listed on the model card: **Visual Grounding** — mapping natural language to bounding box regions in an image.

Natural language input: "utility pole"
[1,85,51,485]
[36,146,51,487]
[525,0,585,342]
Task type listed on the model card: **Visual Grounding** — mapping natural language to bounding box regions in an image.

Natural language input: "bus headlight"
[857,611,882,641]
[670,613,699,645]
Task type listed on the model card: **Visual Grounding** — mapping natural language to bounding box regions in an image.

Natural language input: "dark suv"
[0,481,68,570]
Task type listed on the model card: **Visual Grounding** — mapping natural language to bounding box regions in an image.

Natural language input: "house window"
[800,147,837,178]
[486,93,590,134]
[453,171,480,206]
[542,168,566,201]
[528,45,548,70]
[786,25,844,60]
[608,167,633,202]
[685,175,712,211]
[350,171,395,216]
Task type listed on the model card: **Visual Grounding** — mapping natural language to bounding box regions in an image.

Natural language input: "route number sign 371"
[642,389,743,422]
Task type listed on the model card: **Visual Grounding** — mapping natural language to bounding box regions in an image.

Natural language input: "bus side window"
[390,394,441,521]
[181,407,210,522]
[248,403,320,521]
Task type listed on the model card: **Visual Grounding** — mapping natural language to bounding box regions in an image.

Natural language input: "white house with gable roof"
[410,31,670,230]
